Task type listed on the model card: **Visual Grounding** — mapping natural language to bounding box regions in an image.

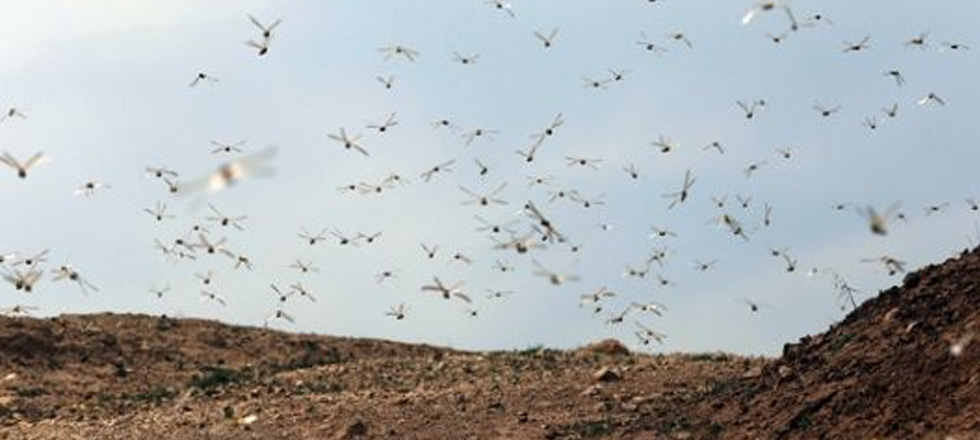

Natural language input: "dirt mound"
[698,247,980,440]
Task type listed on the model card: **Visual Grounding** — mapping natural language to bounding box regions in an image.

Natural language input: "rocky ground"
[2,247,979,440]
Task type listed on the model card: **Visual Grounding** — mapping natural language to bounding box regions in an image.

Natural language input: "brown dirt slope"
[1,247,979,439]
[699,247,980,440]
[0,313,762,439]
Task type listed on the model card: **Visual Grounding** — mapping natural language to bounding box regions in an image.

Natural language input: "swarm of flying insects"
[4,1,979,395]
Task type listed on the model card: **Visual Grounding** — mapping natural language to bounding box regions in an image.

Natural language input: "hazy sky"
[1,0,978,355]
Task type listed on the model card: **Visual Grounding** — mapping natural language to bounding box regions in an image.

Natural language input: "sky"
[0,0,978,355]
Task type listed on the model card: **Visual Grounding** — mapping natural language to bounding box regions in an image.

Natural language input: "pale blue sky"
[1,0,978,355]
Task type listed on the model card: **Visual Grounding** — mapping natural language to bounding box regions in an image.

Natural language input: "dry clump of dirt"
[2,247,979,439]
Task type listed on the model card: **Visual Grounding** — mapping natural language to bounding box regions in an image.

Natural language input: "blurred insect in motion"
[189,72,218,87]
[918,93,946,107]
[766,31,790,44]
[664,169,696,209]
[13,249,49,268]
[421,277,471,303]
[210,140,246,155]
[247,14,281,39]
[474,159,489,177]
[420,160,455,182]
[51,264,99,295]
[703,141,725,154]
[631,302,668,317]
[882,103,899,118]
[924,203,949,216]
[144,202,175,222]
[245,36,271,56]
[813,103,841,118]
[565,156,603,170]
[883,70,906,86]
[742,298,768,313]
[0,107,28,122]
[485,0,516,17]
[635,321,667,345]
[582,76,613,90]
[206,203,248,230]
[862,255,907,276]
[452,52,480,65]
[375,269,400,284]
[831,272,860,310]
[462,127,499,145]
[181,146,277,195]
[737,99,765,119]
[940,41,970,52]
[367,112,399,134]
[486,289,514,301]
[74,180,111,197]
[857,203,901,235]
[666,31,693,48]
[200,291,227,306]
[378,44,420,62]
[743,161,767,178]
[693,259,717,272]
[298,227,328,246]
[523,201,565,243]
[0,304,38,317]
[623,163,640,179]
[417,243,440,261]
[194,234,234,257]
[386,303,407,320]
[532,259,581,286]
[1,151,49,179]
[460,183,508,207]
[534,28,559,48]
[904,31,930,50]
[531,113,565,146]
[145,165,178,180]
[265,308,295,327]
[475,215,519,235]
[800,12,833,27]
[716,213,751,241]
[862,116,878,131]
[2,266,42,293]
[842,35,871,53]
[376,75,395,90]
[289,283,317,302]
[742,1,798,31]
[636,32,669,55]
[330,229,358,246]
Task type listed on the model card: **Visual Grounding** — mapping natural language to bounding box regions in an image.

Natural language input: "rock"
[777,365,794,379]
[581,384,603,396]
[516,411,529,423]
[742,366,764,379]
[592,367,622,382]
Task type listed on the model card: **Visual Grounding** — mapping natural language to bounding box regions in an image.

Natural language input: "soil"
[1,247,978,439]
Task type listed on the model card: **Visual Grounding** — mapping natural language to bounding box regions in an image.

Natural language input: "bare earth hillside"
[2,247,979,440]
